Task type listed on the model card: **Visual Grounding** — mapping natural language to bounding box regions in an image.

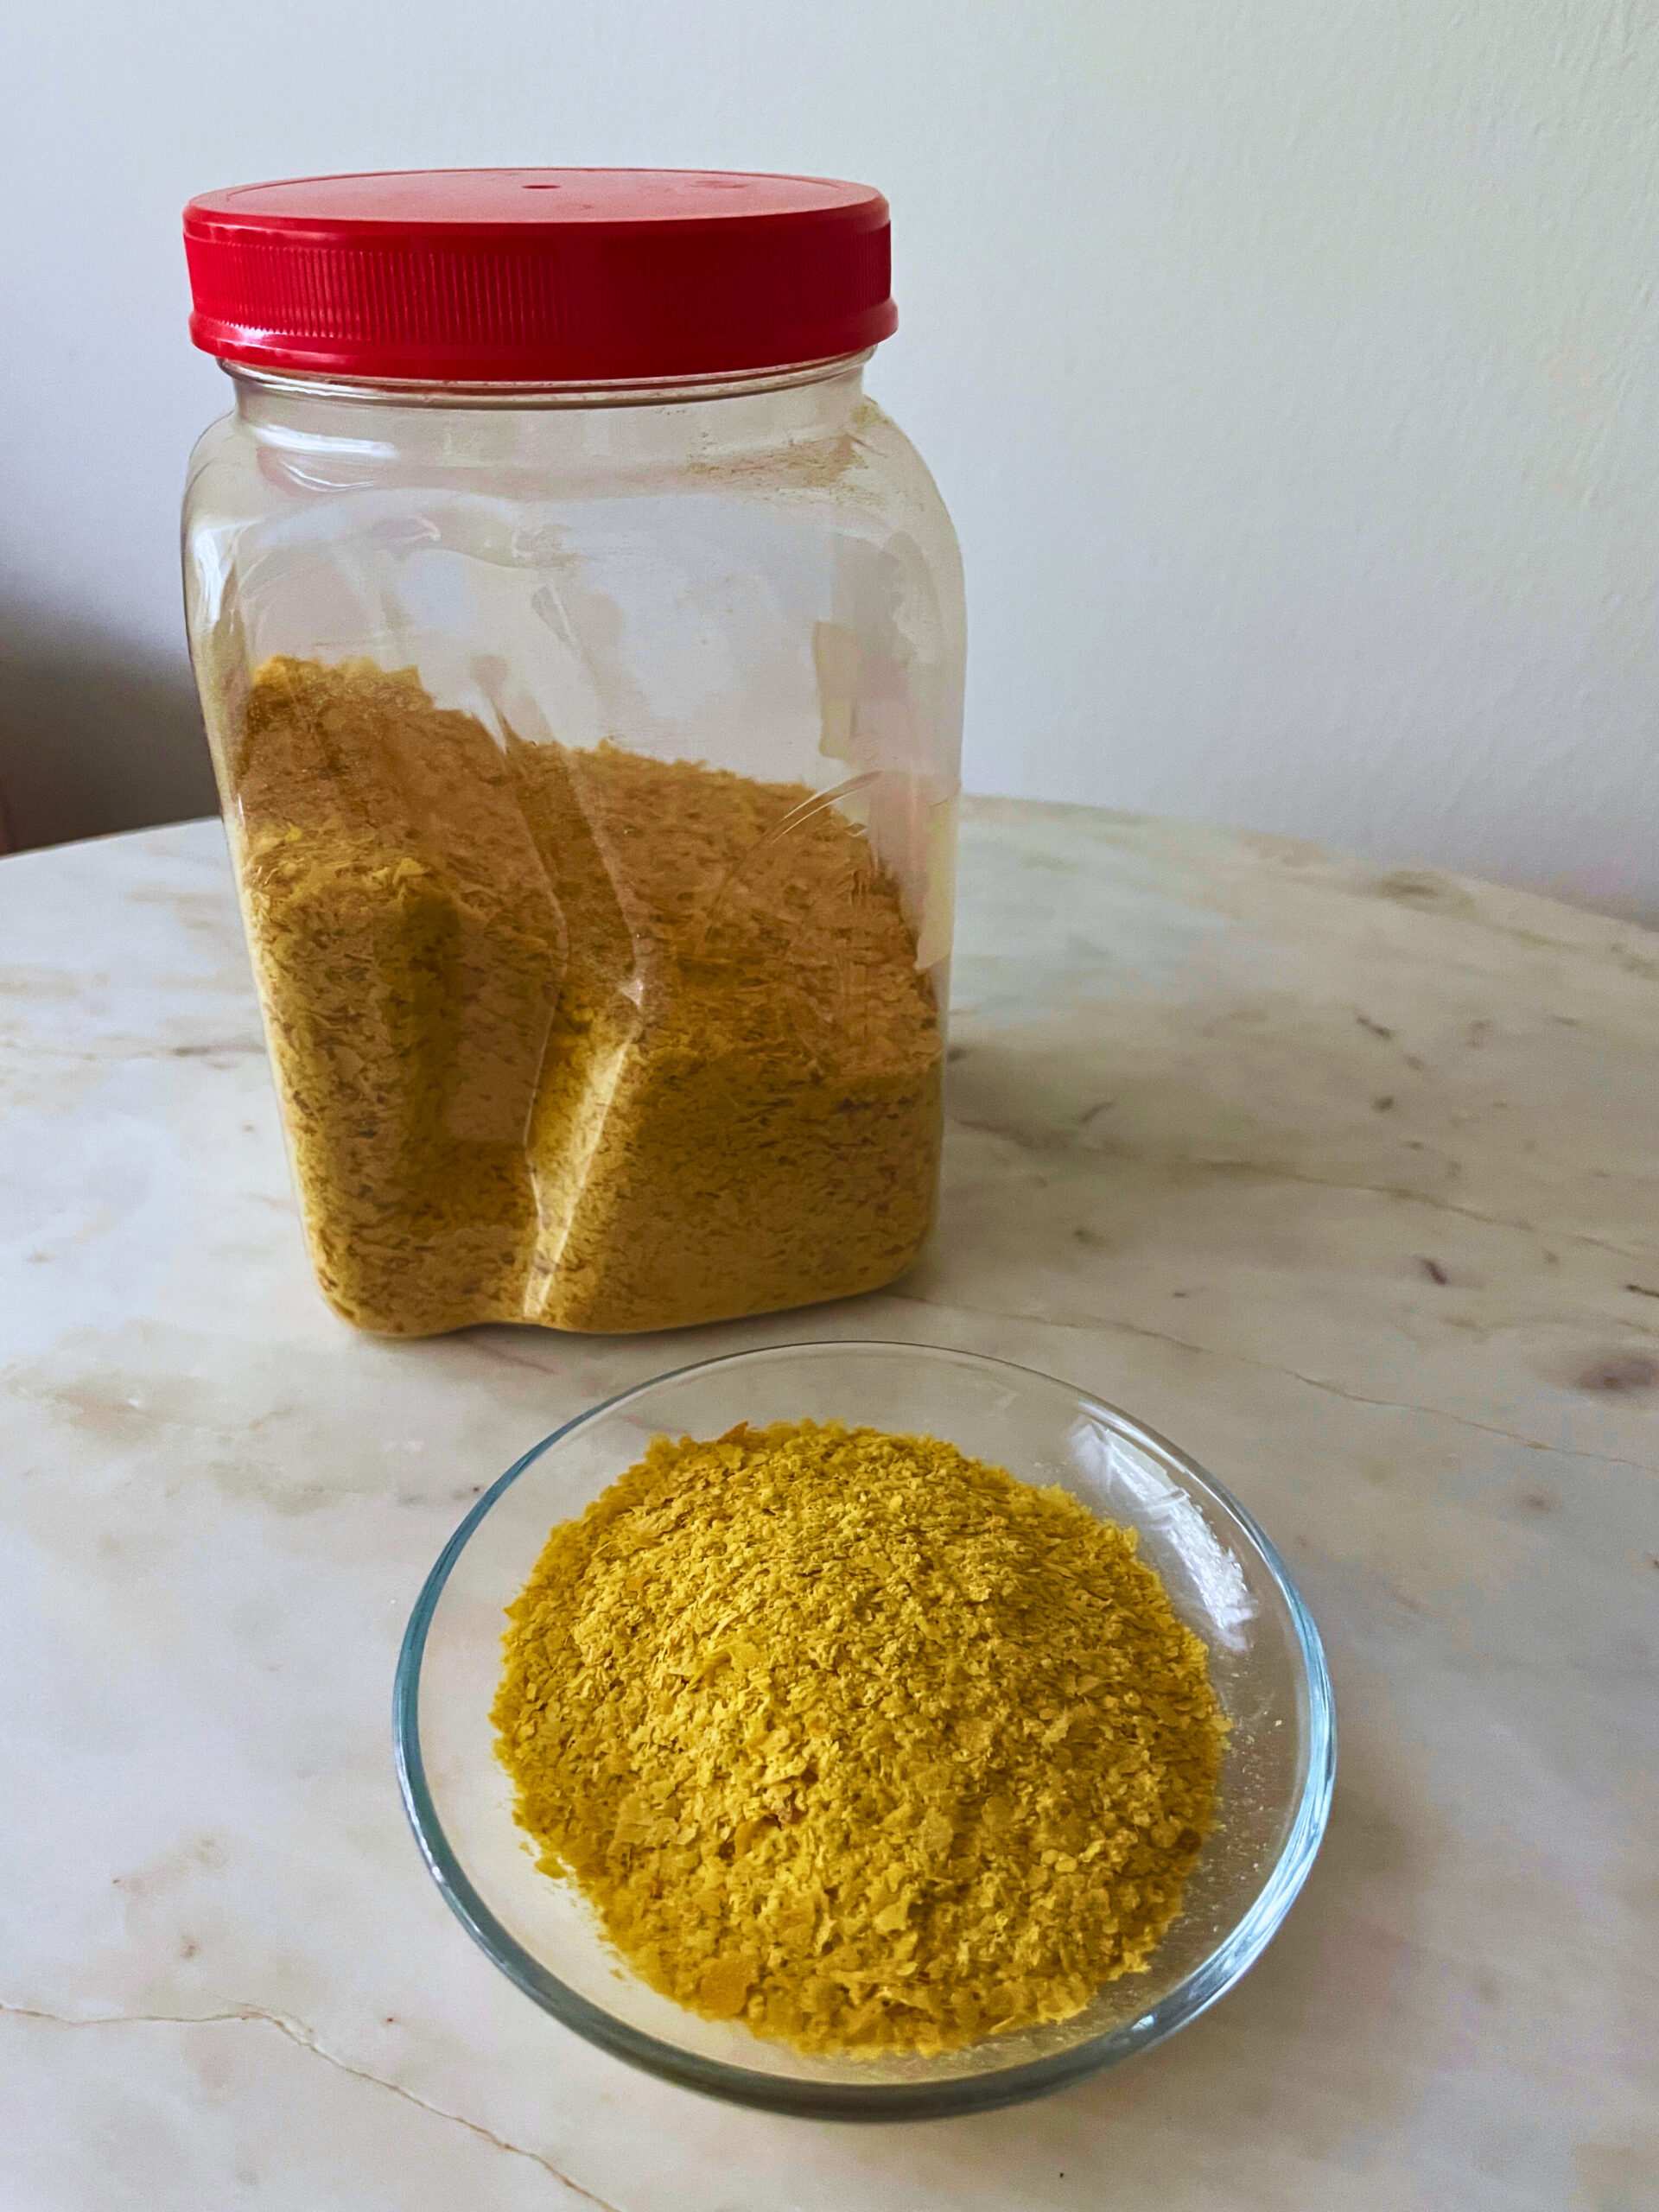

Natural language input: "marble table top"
[3,805,1655,2211]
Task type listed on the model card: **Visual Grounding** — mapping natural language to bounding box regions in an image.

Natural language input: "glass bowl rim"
[393,1338,1337,2121]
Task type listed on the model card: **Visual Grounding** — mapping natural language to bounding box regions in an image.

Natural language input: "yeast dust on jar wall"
[179,169,965,1338]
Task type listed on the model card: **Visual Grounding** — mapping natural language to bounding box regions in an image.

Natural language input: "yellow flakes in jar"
[229,656,943,1338]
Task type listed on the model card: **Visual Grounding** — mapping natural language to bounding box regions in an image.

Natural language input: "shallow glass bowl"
[395,1341,1335,2120]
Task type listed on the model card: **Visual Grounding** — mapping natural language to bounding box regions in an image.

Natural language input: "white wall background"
[3,1,1657,912]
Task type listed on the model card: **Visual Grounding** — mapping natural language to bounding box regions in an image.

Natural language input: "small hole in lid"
[523,182,562,190]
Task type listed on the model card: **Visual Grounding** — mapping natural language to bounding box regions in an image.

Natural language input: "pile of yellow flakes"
[493,1421,1227,2057]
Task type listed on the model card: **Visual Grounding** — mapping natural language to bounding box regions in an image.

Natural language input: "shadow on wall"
[0,606,219,854]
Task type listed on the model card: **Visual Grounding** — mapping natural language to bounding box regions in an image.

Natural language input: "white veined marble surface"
[3,806,1655,2212]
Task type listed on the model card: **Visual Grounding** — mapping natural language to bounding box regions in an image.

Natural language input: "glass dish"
[395,1342,1335,2120]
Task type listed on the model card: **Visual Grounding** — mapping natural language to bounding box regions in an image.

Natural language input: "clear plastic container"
[181,170,964,1337]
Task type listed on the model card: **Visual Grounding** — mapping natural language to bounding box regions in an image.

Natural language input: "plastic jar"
[181,169,963,1338]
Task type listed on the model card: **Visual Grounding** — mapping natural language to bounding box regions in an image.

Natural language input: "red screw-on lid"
[182,168,897,384]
